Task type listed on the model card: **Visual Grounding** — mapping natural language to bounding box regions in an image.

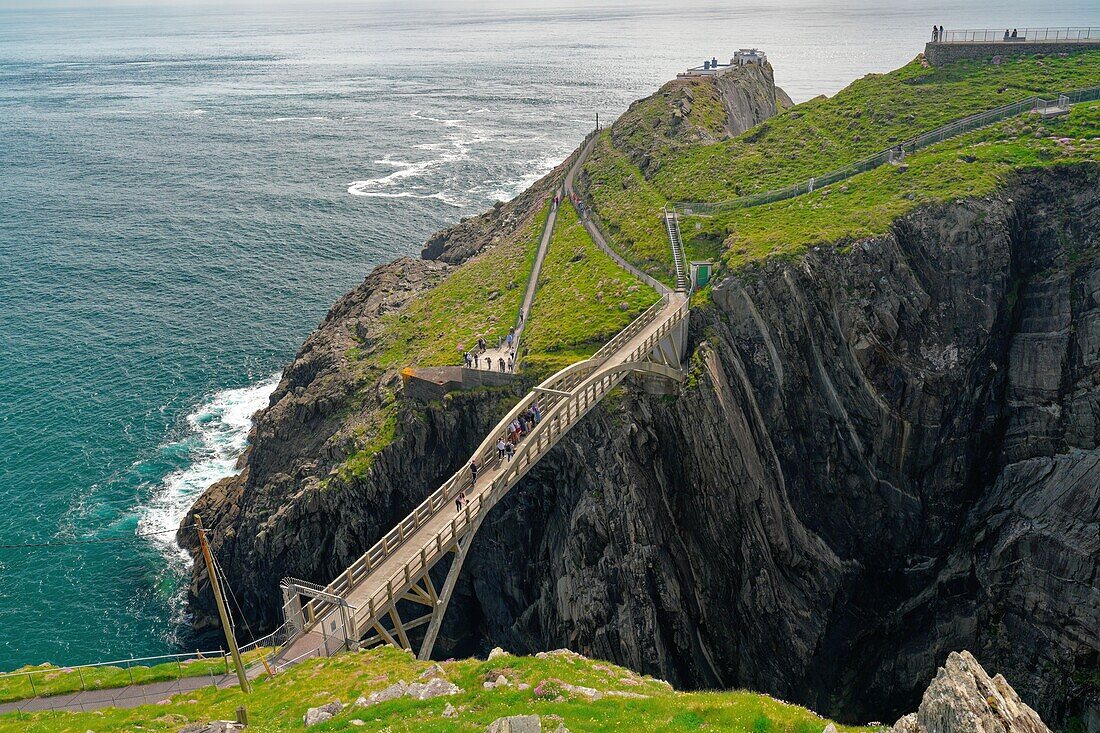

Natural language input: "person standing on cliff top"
[931,25,937,41]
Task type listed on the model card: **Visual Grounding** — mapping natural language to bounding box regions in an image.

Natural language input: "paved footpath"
[0,672,240,715]
[564,134,670,295]
[473,181,565,373]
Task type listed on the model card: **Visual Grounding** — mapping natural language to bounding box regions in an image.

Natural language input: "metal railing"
[672,84,1100,217]
[938,27,1100,43]
[288,291,685,651]
[0,650,230,703]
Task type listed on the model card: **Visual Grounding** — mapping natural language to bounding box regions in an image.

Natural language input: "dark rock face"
[438,167,1100,728]
[181,164,1099,729]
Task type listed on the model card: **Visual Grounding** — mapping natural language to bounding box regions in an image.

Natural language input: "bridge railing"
[671,84,1100,217]
[297,295,676,628]
[350,295,689,634]
[939,27,1100,43]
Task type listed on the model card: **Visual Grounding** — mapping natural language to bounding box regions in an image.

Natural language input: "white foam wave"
[137,374,280,566]
[409,109,464,127]
[347,189,465,207]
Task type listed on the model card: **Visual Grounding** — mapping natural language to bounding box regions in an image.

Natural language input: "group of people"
[570,191,591,221]
[456,399,543,511]
[930,24,945,42]
[463,325,519,373]
[1003,29,1021,40]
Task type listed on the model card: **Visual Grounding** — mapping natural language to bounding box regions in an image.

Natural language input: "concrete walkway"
[0,672,238,715]
[474,182,565,373]
[564,134,671,295]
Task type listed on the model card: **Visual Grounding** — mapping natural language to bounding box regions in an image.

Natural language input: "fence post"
[127,658,134,686]
[28,674,36,698]
[77,666,86,691]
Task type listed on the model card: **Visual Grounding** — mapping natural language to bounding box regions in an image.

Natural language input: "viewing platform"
[925,26,1100,66]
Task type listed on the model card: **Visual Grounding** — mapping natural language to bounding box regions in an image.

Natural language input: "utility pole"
[194,514,251,693]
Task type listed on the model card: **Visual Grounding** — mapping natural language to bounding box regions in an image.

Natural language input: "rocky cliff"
[179,83,1098,733]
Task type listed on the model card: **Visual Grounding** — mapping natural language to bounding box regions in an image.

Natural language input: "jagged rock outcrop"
[610,62,788,175]
[891,651,1050,733]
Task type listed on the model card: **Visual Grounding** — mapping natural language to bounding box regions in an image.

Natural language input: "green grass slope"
[653,53,1100,202]
[0,648,881,733]
[704,100,1100,269]
[582,51,1100,279]
[361,203,548,371]
[522,201,658,376]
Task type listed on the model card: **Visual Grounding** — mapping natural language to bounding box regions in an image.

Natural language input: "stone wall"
[925,39,1100,66]
[402,366,520,402]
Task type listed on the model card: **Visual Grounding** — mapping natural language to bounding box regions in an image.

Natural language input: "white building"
[733,48,767,67]
[678,49,767,78]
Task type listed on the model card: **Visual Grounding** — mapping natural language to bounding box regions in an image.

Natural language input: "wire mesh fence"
[671,84,1100,217]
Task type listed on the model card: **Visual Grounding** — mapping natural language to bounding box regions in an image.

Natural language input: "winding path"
[565,134,671,295]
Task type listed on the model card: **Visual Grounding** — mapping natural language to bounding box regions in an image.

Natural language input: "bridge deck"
[277,290,688,666]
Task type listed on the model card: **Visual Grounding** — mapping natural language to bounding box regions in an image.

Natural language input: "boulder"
[357,681,408,706]
[486,715,542,733]
[303,701,343,727]
[407,677,461,700]
[419,663,447,679]
[443,702,458,718]
[178,723,244,733]
[488,646,508,660]
[890,651,1050,733]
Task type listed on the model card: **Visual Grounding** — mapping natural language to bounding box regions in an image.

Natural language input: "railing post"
[78,666,86,691]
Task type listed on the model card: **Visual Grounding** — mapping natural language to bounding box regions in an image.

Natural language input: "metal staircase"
[663,209,690,292]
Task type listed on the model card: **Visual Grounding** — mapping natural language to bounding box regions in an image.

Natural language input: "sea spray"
[137,374,280,569]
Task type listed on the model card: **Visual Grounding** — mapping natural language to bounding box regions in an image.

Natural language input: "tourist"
[484,356,491,370]
[470,460,479,487]
[507,355,514,372]
[1012,29,1018,39]
[1004,29,1010,41]
[478,336,486,353]
[497,438,506,460]
[931,25,937,42]
[939,25,944,40]
[455,490,465,511]
[505,440,515,462]
[498,357,506,372]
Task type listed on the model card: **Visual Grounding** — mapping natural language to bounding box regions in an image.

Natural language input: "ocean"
[1,0,1095,670]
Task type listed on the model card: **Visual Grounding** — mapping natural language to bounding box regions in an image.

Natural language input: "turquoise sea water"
[1,0,1096,670]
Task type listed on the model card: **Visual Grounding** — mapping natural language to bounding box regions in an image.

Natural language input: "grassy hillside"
[358,202,549,371]
[522,202,657,376]
[703,100,1100,269]
[0,647,881,733]
[582,51,1100,279]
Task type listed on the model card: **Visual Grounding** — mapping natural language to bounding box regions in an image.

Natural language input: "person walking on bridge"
[455,490,465,512]
[497,438,506,461]
[469,459,479,487]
